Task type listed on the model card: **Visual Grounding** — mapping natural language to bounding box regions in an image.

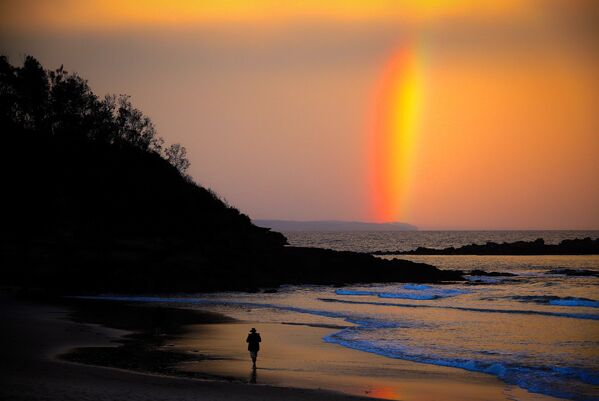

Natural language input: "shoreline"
[2,294,565,401]
[167,321,563,401]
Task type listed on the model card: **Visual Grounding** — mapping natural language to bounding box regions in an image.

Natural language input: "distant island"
[372,237,599,256]
[254,220,417,232]
[1,55,460,294]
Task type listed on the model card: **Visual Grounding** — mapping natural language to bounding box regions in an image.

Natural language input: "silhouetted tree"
[15,56,49,129]
[164,143,190,174]
[0,55,189,170]
[0,54,286,248]
[1,55,332,294]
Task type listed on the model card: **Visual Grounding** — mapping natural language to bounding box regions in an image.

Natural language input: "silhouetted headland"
[1,56,461,294]
[372,237,599,256]
[254,220,417,232]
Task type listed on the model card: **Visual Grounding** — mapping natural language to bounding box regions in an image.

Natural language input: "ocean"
[92,231,599,401]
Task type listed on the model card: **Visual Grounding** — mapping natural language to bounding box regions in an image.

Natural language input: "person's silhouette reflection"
[249,366,257,384]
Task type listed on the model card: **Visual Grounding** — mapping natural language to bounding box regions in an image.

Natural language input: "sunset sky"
[2,0,598,229]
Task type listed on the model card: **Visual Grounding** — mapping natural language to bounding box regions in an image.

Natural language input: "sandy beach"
[0,296,372,401]
[1,294,565,401]
[172,322,563,401]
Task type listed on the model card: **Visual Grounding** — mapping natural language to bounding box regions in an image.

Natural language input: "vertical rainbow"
[369,41,425,222]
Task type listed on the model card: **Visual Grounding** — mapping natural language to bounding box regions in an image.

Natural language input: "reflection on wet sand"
[366,387,400,400]
[172,322,560,401]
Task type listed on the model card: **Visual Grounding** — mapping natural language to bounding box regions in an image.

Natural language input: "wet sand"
[172,321,563,401]
[1,295,564,401]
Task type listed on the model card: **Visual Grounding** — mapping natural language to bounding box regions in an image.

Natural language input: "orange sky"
[1,1,535,30]
[1,0,598,229]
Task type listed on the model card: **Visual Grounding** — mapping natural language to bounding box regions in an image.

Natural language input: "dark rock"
[545,268,599,277]
[373,237,599,256]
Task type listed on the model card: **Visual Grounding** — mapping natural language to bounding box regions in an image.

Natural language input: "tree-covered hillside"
[0,55,286,248]
[0,56,461,293]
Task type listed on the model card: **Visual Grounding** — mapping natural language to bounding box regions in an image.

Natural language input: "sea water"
[92,231,599,401]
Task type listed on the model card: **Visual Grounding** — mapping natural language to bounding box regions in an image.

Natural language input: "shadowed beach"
[0,295,565,401]
[0,295,374,401]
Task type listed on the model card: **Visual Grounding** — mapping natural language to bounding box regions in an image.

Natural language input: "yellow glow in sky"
[2,0,529,31]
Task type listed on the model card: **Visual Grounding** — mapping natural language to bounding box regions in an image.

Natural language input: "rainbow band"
[370,42,425,222]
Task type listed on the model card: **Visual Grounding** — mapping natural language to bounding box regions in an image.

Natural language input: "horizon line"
[252,219,599,231]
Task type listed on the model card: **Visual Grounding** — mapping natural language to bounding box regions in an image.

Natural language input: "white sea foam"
[403,284,432,290]
[510,295,599,309]
[324,330,599,401]
[335,286,469,300]
[378,292,438,300]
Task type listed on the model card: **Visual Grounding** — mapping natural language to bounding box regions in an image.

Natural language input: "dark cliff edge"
[0,56,462,294]
[372,237,599,256]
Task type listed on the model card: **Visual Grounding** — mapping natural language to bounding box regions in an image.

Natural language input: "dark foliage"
[0,55,286,246]
[1,56,460,293]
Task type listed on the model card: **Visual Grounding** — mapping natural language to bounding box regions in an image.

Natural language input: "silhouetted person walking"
[246,328,261,368]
